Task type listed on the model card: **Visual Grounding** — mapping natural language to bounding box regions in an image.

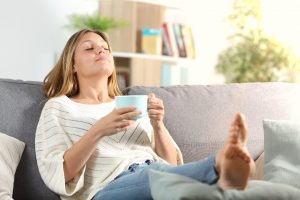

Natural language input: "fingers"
[148,93,155,98]
[148,103,164,111]
[116,110,141,121]
[148,108,164,116]
[148,95,164,110]
[147,93,164,122]
[148,114,164,121]
[115,106,137,114]
[114,120,134,132]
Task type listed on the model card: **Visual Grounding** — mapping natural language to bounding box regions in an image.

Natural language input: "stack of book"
[141,28,162,55]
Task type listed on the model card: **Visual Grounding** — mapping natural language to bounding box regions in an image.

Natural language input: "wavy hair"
[43,29,122,99]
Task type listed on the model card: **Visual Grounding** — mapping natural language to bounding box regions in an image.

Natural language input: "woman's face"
[73,32,114,80]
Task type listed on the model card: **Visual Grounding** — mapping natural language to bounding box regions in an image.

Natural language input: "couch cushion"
[253,152,264,180]
[0,79,59,199]
[0,132,25,200]
[123,83,300,163]
[148,169,300,200]
[263,120,300,188]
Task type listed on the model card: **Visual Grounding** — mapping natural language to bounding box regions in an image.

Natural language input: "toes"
[230,113,248,145]
[238,151,250,163]
[224,144,251,163]
[229,125,239,144]
[224,145,239,159]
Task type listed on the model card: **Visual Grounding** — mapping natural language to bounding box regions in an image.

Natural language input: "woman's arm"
[63,127,101,183]
[63,107,141,183]
[147,93,178,165]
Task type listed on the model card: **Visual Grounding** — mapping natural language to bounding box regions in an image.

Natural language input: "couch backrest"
[2,79,300,199]
[124,83,300,163]
[0,79,59,199]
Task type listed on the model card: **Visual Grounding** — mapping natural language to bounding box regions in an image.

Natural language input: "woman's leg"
[92,113,255,199]
[92,155,217,200]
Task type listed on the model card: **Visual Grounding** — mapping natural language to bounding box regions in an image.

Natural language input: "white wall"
[262,0,300,57]
[1,0,300,83]
[183,0,300,84]
[0,0,97,81]
[182,0,232,84]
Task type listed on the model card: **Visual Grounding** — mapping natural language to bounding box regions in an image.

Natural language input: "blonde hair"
[43,29,122,99]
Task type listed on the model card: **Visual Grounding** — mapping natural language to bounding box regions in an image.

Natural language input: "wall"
[0,0,299,83]
[183,0,300,84]
[262,0,300,57]
[182,0,232,84]
[0,0,232,83]
[0,0,97,81]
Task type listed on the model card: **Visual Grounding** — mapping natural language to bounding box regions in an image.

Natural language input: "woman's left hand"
[147,93,164,129]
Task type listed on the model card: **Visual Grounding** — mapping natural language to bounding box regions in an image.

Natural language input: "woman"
[35,29,255,200]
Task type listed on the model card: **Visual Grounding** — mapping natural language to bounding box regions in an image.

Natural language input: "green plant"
[65,11,128,32]
[216,0,300,82]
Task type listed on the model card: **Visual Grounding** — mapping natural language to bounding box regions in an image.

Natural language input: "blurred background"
[1,0,300,87]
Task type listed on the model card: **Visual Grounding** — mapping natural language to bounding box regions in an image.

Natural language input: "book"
[173,23,187,57]
[161,28,172,56]
[162,23,173,56]
[163,22,179,57]
[180,25,196,59]
[141,28,162,55]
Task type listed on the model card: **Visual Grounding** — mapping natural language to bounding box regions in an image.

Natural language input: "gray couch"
[1,78,300,200]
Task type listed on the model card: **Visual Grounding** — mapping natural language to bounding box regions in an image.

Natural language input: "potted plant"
[65,11,128,33]
[216,0,300,82]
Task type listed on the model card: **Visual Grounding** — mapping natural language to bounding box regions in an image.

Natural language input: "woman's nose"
[95,46,105,54]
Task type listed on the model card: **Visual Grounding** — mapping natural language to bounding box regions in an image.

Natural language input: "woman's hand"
[148,93,165,129]
[147,93,178,164]
[92,106,141,137]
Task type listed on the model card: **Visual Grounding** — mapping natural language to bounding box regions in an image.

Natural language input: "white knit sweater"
[35,95,183,200]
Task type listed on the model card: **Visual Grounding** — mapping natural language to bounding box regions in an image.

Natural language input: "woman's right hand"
[91,106,141,137]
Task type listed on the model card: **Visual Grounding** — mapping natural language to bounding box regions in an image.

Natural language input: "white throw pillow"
[263,120,300,188]
[0,132,25,200]
[148,169,300,200]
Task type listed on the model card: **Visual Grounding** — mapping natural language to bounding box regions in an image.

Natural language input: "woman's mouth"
[95,54,108,62]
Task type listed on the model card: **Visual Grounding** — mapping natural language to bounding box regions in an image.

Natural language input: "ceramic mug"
[115,95,148,120]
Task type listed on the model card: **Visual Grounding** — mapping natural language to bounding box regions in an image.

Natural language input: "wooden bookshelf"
[112,52,194,63]
[99,0,195,87]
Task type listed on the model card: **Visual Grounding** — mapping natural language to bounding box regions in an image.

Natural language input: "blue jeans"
[92,155,218,200]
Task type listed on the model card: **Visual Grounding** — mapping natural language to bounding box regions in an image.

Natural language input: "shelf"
[127,0,181,9]
[100,0,194,87]
[112,52,194,64]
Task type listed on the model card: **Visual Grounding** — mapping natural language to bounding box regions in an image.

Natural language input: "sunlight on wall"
[1,0,299,83]
[181,0,300,84]
[180,0,232,84]
[262,0,300,57]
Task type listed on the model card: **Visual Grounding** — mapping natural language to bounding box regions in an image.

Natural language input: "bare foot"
[215,113,256,190]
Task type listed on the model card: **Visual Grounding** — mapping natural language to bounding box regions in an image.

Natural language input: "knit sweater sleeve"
[157,128,184,165]
[145,118,183,165]
[35,99,86,196]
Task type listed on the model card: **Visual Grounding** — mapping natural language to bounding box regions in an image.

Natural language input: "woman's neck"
[72,78,113,104]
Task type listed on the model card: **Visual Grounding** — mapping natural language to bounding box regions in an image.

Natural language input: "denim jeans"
[92,155,218,200]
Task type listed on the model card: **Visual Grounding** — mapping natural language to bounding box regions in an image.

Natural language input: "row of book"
[140,22,196,59]
[162,22,196,59]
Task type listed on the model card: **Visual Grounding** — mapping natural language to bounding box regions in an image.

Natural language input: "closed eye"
[86,48,94,50]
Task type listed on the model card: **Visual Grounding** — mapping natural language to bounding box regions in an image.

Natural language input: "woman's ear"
[73,66,77,73]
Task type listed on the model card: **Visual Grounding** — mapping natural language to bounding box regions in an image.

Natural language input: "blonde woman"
[35,29,255,200]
